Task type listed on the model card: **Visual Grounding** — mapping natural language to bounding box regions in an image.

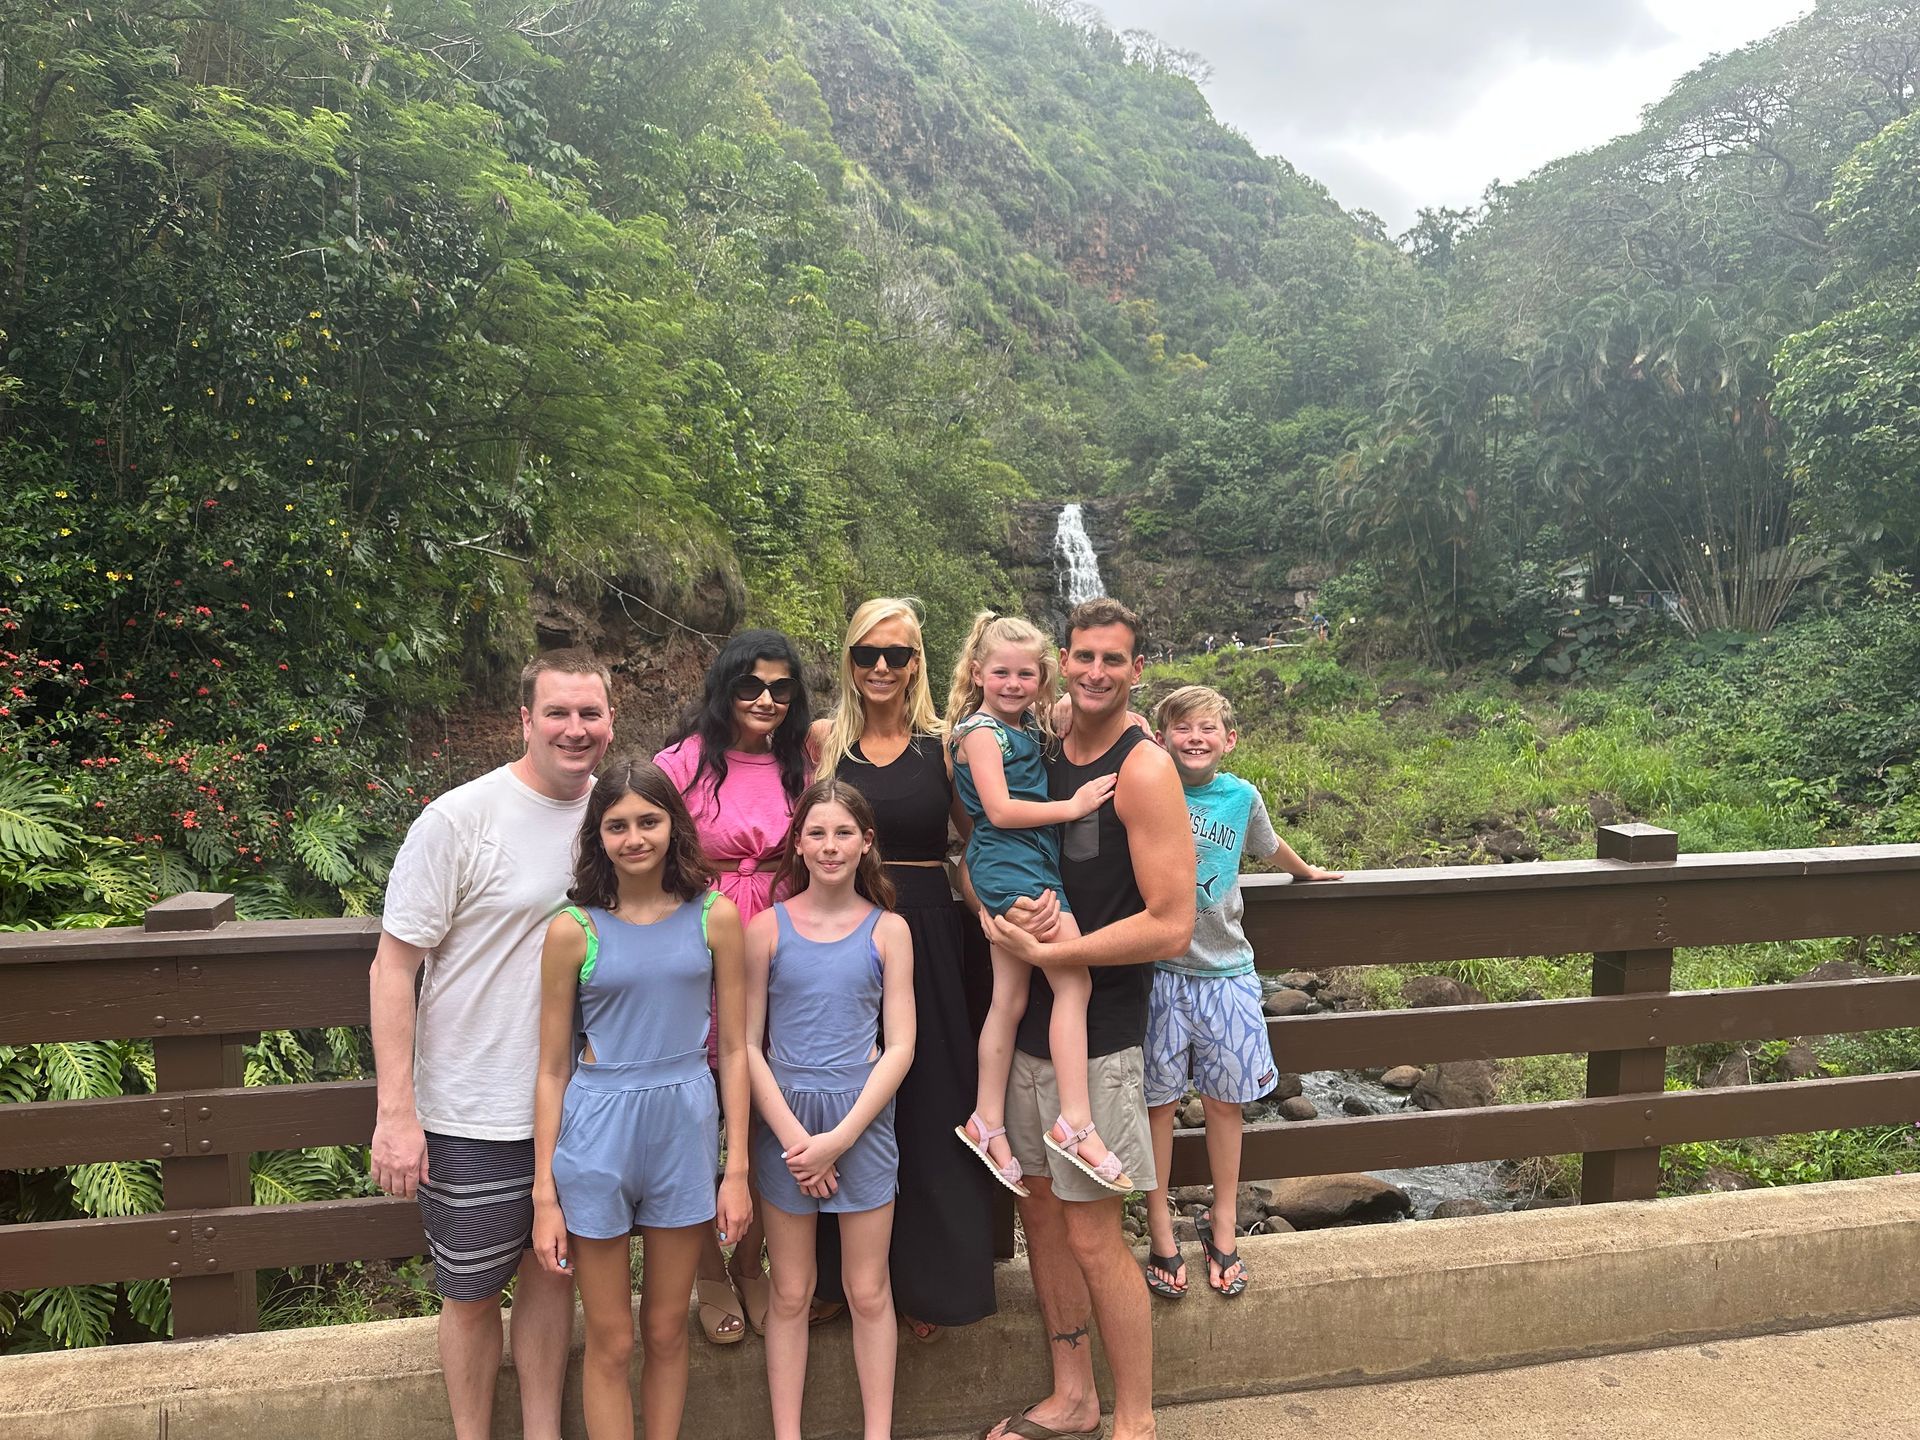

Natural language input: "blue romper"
[950,712,1070,917]
[550,897,720,1237]
[752,904,900,1216]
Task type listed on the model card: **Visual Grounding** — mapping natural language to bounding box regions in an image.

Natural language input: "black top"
[841,733,952,864]
[1016,725,1154,1060]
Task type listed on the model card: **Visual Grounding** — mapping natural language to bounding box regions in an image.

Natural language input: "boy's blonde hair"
[1153,684,1234,732]
[945,610,1057,732]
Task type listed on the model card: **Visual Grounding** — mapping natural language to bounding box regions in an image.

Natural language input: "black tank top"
[1015,725,1154,1060]
[841,734,951,864]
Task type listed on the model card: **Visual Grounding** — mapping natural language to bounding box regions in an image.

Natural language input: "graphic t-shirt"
[1159,771,1279,979]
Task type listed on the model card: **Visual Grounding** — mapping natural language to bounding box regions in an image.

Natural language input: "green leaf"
[0,767,80,863]
[38,1040,124,1100]
[69,1158,163,1217]
[126,1278,172,1338]
[251,1150,338,1207]
[22,1284,116,1348]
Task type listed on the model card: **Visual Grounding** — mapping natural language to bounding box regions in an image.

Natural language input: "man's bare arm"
[369,931,430,1196]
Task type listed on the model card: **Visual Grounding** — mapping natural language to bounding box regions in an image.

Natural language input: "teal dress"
[950,712,1069,916]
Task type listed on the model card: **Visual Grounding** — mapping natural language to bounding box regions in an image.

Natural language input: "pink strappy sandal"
[1044,1115,1134,1193]
[955,1112,1031,1197]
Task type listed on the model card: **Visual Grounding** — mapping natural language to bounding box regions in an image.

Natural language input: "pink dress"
[654,736,796,1061]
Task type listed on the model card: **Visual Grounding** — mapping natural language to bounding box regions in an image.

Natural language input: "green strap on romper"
[560,904,599,984]
[567,893,716,984]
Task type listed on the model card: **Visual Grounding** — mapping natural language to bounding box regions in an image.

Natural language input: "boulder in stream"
[1411,1059,1497,1110]
[1278,1096,1318,1122]
[1262,987,1315,1017]
[1380,1065,1423,1089]
[1263,1174,1412,1228]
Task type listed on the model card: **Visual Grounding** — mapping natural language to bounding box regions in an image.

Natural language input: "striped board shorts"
[419,1132,537,1301]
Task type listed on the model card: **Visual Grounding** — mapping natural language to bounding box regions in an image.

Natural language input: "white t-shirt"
[381,765,585,1140]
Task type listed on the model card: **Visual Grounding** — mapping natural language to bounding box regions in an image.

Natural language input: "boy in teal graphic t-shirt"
[1142,685,1340,1301]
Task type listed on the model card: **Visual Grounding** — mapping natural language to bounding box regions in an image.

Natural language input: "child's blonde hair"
[945,611,1057,732]
[1153,684,1234,732]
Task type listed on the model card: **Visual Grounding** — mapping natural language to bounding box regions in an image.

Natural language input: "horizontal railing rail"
[3,826,1919,1339]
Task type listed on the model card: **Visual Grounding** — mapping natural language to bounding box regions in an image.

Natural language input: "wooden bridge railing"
[3,824,1919,1339]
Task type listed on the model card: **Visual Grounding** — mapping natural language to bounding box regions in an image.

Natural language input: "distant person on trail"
[370,648,613,1440]
[655,628,813,1342]
[530,759,752,1440]
[949,611,1132,1199]
[1140,685,1341,1302]
[809,596,998,1342]
[979,597,1195,1440]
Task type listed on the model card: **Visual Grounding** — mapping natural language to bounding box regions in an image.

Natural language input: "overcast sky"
[1084,0,1816,231]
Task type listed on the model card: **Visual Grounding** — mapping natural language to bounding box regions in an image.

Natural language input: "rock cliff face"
[1003,499,1322,652]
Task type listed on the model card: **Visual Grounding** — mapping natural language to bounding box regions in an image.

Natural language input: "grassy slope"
[1140,641,1920,1196]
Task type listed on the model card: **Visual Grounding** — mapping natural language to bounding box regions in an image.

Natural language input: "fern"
[22,1284,116,1348]
[251,1149,338,1207]
[245,1030,314,1087]
[69,1158,163,1217]
[0,766,80,862]
[290,808,360,886]
[38,1040,124,1100]
[125,1278,172,1338]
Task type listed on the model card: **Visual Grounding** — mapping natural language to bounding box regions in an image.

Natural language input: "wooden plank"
[144,893,235,932]
[1582,946,1674,1203]
[0,916,380,967]
[1168,1071,1920,1186]
[0,958,179,1044]
[1264,977,1920,1072]
[0,1213,190,1289]
[190,1196,425,1272]
[0,1093,182,1169]
[1247,867,1920,968]
[186,1081,378,1155]
[180,952,372,1031]
[0,1198,426,1289]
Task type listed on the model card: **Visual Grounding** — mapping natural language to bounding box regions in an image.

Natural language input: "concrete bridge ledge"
[8,1175,1920,1439]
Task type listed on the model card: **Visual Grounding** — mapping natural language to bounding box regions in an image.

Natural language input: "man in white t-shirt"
[371,649,613,1440]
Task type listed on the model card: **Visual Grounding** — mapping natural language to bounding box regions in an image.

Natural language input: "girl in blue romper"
[532,759,753,1440]
[745,778,915,1440]
[946,611,1134,1195]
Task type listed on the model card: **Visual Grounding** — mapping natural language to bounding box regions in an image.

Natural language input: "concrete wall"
[9,1176,1920,1439]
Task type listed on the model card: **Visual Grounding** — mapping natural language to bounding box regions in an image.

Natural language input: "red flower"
[203,499,218,509]
[196,686,210,696]
[254,743,267,752]
[120,692,134,700]
[221,559,234,568]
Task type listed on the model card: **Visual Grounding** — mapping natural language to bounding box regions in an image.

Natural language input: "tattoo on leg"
[1050,1322,1089,1349]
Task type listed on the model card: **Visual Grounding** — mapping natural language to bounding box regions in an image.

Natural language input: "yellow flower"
[285,503,295,511]
[280,390,291,401]
[245,396,255,406]
[58,527,72,536]
[298,375,309,386]
[53,490,67,499]
[325,568,333,576]
[305,458,314,466]
[285,590,294,598]
[309,310,323,319]
[205,387,215,395]
[190,339,199,348]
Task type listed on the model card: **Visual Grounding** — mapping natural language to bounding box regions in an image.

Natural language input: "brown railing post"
[146,892,257,1336]
[1580,824,1679,1204]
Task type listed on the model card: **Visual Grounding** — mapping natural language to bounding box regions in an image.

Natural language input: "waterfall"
[1054,503,1106,609]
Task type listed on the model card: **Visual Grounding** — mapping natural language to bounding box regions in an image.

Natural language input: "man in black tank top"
[983,600,1196,1440]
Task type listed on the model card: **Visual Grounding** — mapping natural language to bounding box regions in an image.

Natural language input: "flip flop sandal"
[1043,1115,1133,1194]
[695,1275,747,1345]
[955,1112,1032,1197]
[727,1256,771,1336]
[982,1404,1105,1440]
[1143,1250,1188,1299]
[1193,1209,1248,1298]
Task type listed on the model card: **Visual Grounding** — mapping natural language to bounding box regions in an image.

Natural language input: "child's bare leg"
[1043,922,1119,1170]
[969,940,1030,1172]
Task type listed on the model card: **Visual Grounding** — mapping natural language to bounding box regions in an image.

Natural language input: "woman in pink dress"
[655,629,812,1345]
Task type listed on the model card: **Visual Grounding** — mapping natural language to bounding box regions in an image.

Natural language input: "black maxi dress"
[814,733,997,1325]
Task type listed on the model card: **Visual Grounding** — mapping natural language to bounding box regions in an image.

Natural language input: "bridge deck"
[930,1316,1920,1440]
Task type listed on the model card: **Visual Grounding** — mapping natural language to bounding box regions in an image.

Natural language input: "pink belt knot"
[736,858,759,876]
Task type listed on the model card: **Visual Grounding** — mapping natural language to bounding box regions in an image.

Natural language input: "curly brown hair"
[566,757,715,909]
[773,778,897,912]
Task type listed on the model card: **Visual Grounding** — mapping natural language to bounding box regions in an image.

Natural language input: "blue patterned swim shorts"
[1144,969,1278,1106]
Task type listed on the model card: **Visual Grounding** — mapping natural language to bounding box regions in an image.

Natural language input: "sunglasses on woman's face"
[730,675,798,705]
[849,644,917,670]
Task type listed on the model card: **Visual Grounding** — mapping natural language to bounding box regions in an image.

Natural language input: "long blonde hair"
[816,597,943,779]
[945,611,1058,735]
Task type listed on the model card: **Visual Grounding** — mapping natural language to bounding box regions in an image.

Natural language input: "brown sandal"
[726,1254,771,1336]
[695,1276,746,1345]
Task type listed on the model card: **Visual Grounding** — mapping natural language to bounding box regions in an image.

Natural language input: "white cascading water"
[1054,503,1105,608]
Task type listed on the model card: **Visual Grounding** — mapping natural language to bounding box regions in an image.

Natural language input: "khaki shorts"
[1006,1046,1155,1203]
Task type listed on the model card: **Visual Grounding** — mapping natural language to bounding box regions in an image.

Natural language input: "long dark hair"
[566,758,716,909]
[668,628,812,806]
[773,778,896,912]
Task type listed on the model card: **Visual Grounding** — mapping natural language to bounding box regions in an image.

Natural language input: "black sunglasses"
[849,644,917,670]
[729,675,798,704]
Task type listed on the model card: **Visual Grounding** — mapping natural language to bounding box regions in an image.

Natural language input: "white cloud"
[1085,0,1816,228]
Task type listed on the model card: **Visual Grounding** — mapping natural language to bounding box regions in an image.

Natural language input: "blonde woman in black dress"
[807,597,996,1340]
